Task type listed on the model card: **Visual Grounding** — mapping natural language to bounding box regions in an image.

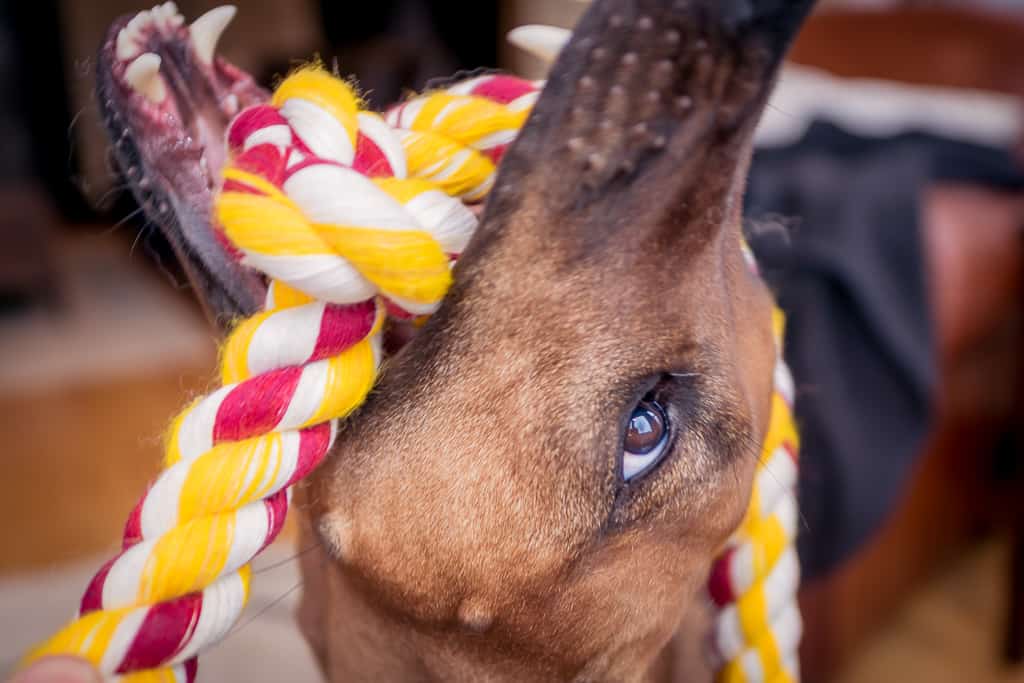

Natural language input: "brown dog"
[96,0,815,680]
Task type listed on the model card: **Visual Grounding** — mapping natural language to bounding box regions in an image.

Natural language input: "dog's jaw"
[97,4,269,328]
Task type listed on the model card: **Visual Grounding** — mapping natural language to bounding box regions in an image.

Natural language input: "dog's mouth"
[97,3,268,327]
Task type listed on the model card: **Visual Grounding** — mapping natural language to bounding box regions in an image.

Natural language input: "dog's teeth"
[155,2,184,28]
[125,53,166,104]
[116,28,139,60]
[127,11,148,32]
[507,25,570,63]
[190,5,236,65]
[117,11,149,59]
[167,5,185,27]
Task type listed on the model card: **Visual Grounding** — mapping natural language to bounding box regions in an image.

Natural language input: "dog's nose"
[712,0,757,34]
[704,0,817,46]
[490,0,817,214]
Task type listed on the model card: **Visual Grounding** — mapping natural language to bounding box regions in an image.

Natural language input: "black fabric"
[745,122,1024,578]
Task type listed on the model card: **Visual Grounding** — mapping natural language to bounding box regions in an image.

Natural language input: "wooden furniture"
[0,232,217,571]
[789,8,1024,680]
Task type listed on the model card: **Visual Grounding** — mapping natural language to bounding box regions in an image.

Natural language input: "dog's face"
[99,1,812,679]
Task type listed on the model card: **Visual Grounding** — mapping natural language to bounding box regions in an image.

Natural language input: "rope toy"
[24,67,800,683]
[708,297,803,683]
[23,68,537,682]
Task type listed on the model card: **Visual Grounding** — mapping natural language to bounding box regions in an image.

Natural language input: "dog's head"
[98,1,812,679]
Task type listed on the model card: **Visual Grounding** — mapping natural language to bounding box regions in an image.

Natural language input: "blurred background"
[0,0,1021,681]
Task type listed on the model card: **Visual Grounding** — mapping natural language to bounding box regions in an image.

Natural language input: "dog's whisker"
[94,182,130,210]
[763,100,799,121]
[106,205,145,233]
[227,580,304,640]
[252,542,321,575]
[127,221,150,260]
[66,107,88,142]
[796,508,812,534]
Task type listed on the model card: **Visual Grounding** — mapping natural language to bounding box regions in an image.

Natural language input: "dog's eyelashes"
[622,398,671,481]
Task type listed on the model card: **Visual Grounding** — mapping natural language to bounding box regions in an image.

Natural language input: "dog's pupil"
[624,400,666,454]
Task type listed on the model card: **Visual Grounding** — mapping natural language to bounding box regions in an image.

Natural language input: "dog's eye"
[622,398,670,481]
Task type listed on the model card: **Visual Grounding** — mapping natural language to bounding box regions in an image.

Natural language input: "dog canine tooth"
[116,11,149,60]
[126,11,148,31]
[125,52,166,104]
[116,28,138,60]
[190,5,237,65]
[507,24,570,63]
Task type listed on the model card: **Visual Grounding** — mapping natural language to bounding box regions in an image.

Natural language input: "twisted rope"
[25,67,800,683]
[709,307,803,683]
[24,68,538,682]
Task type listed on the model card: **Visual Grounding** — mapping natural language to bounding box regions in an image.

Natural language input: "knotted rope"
[25,67,800,683]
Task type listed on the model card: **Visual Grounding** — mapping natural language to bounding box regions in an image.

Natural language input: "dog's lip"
[96,6,270,325]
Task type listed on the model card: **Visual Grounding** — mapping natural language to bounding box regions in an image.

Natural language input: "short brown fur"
[291,1,814,679]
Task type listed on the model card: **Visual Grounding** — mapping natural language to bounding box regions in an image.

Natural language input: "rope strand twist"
[25,68,539,682]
